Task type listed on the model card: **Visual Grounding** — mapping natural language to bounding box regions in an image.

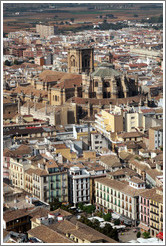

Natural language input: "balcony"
[55,187,60,190]
[150,210,159,216]
[150,225,159,231]
[150,217,159,223]
[150,203,159,208]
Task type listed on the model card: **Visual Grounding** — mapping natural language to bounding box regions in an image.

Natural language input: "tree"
[114,219,120,225]
[49,198,62,211]
[102,223,112,235]
[109,228,119,241]
[142,231,150,238]
[137,231,141,238]
[78,202,84,210]
[14,59,19,65]
[103,213,112,221]
[95,211,103,217]
[91,219,100,230]
[83,205,96,214]
[70,18,74,23]
[4,60,11,66]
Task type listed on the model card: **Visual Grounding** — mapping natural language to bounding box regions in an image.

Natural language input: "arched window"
[70,56,76,67]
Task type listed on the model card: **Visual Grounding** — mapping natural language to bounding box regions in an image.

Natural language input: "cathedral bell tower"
[68,47,94,75]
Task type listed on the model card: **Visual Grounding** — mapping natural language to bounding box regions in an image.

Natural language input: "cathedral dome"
[91,63,121,79]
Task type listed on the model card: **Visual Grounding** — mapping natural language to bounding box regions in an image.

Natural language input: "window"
[95,82,98,87]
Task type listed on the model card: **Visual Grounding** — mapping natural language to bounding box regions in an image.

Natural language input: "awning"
[119,215,132,225]
[156,232,163,240]
[138,222,150,231]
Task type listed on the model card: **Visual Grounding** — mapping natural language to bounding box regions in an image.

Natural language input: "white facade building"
[91,132,108,152]
[68,166,90,207]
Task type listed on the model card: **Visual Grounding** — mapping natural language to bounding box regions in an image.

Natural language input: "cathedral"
[68,47,138,99]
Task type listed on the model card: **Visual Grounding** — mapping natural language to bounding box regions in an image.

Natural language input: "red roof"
[129,63,147,68]
[141,109,155,114]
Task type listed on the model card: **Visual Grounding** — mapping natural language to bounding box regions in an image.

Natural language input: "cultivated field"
[3,4,163,34]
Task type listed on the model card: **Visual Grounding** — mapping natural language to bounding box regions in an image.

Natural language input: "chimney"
[74,85,78,98]
[27,100,30,115]
[139,97,142,113]
[144,95,148,107]
[18,98,20,114]
[45,102,47,115]
[88,101,91,117]
[76,222,79,230]
[88,122,91,149]
[34,101,37,111]
[110,102,112,111]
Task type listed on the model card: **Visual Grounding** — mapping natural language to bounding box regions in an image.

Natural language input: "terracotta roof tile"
[27,224,72,243]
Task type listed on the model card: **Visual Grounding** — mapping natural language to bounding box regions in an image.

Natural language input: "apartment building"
[139,189,154,233]
[95,106,123,136]
[3,149,13,180]
[9,157,32,189]
[149,188,163,237]
[36,24,57,38]
[24,160,68,204]
[149,126,163,150]
[68,166,90,207]
[34,57,45,66]
[91,132,108,152]
[95,176,146,225]
[124,107,144,132]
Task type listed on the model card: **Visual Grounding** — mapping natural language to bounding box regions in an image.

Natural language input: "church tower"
[68,47,94,75]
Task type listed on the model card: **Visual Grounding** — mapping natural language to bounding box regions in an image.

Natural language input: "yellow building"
[95,106,123,140]
[149,188,163,237]
[83,150,96,160]
[9,157,32,190]
[125,110,144,132]
[54,144,77,162]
